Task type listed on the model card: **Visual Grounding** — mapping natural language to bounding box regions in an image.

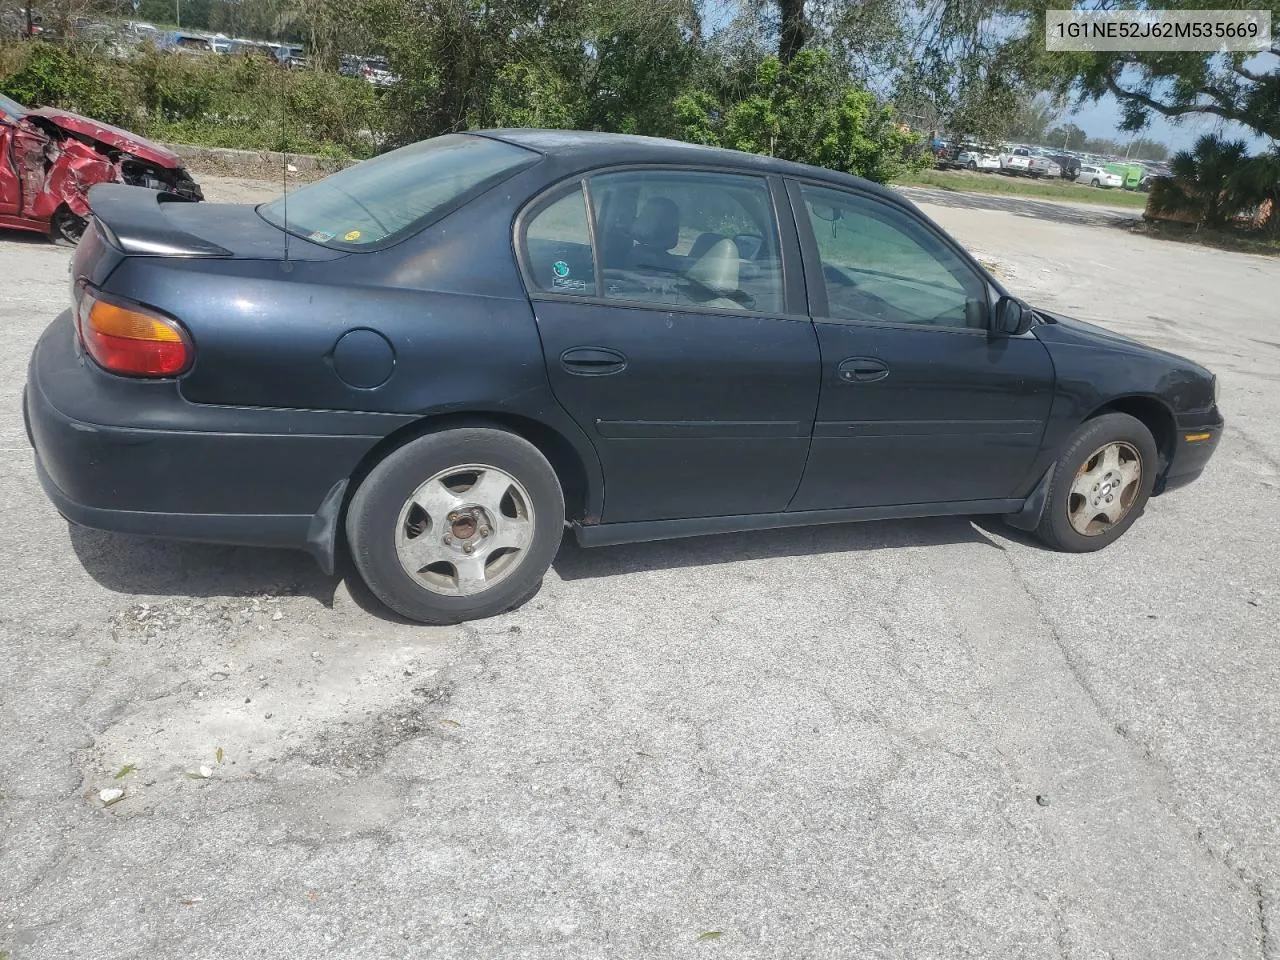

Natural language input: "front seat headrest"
[686,237,740,295]
[631,197,680,252]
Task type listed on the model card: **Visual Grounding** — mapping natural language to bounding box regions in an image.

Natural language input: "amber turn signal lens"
[1183,432,1213,443]
[76,287,191,377]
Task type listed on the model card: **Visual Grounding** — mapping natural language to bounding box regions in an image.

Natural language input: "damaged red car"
[1,92,202,243]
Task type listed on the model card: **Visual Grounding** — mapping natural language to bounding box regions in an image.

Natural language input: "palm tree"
[1165,134,1251,227]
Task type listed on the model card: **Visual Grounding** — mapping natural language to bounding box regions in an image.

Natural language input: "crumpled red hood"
[28,108,182,169]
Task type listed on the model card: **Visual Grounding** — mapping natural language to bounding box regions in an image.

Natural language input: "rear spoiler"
[87,184,232,258]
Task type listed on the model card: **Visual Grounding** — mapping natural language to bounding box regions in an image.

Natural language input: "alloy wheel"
[1067,441,1142,536]
[394,463,535,596]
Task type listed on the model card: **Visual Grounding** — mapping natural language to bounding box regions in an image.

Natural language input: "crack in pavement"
[999,544,1274,960]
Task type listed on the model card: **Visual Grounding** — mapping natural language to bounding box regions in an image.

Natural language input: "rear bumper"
[1156,407,1224,495]
[24,313,399,571]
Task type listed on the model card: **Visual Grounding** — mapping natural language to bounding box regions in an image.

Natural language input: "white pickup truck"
[1000,147,1060,178]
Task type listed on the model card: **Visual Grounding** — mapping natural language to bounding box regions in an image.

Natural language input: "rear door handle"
[561,347,628,376]
[837,357,890,383]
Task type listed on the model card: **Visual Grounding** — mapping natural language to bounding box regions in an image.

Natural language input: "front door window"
[800,183,986,330]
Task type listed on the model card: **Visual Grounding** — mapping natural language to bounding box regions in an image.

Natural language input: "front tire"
[346,427,565,623]
[1035,413,1158,552]
[50,206,87,246]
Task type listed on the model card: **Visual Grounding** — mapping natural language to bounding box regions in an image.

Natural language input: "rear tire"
[1091,178,1101,188]
[1035,413,1158,553]
[345,427,565,624]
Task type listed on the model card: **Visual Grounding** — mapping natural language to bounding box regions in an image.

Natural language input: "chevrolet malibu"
[24,131,1224,623]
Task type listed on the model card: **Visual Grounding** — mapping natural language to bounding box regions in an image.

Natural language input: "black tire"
[345,427,565,624]
[1091,178,1101,188]
[50,206,86,246]
[1035,413,1158,553]
[967,160,977,170]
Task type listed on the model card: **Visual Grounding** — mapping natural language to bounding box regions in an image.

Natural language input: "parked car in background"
[1106,163,1144,190]
[0,92,202,243]
[1139,164,1171,191]
[160,30,215,54]
[227,39,278,60]
[1077,165,1124,188]
[1000,148,1033,175]
[1049,153,1081,180]
[25,130,1222,624]
[1036,158,1062,178]
[956,149,1001,172]
[359,56,398,87]
[339,54,399,86]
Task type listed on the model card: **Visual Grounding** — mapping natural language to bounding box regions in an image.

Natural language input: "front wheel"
[345,427,565,623]
[967,160,977,170]
[50,206,87,246]
[1034,413,1158,552]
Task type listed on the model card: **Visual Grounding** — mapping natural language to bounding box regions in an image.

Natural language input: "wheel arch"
[343,410,602,527]
[1086,394,1177,472]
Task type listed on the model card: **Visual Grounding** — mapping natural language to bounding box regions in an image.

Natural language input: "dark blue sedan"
[24,130,1223,623]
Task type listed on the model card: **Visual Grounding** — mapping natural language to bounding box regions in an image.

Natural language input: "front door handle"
[561,346,628,376]
[837,357,890,383]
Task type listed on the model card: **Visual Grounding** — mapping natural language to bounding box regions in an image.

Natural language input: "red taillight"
[74,284,192,377]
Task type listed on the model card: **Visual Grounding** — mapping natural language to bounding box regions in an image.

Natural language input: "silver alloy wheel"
[394,463,536,596]
[1067,440,1142,536]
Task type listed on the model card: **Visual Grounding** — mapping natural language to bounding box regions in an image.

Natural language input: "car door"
[0,115,19,217]
[518,168,820,523]
[785,178,1055,511]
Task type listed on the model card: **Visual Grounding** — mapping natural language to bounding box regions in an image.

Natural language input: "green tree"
[1156,133,1252,226]
[1018,0,1280,143]
[678,50,927,182]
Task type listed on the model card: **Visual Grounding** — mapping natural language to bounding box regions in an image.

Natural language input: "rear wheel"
[1091,178,1101,188]
[1035,413,1158,552]
[345,427,565,623]
[967,160,977,170]
[50,206,86,246]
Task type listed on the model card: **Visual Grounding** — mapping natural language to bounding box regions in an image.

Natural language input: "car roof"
[476,129,903,206]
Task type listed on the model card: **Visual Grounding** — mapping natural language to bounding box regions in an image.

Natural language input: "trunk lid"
[87,184,346,261]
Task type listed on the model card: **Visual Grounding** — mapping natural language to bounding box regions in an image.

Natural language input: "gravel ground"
[2,178,1278,960]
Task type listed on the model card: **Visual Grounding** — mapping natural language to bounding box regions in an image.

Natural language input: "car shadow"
[0,229,59,247]
[552,514,1010,582]
[68,514,1030,617]
[68,524,338,607]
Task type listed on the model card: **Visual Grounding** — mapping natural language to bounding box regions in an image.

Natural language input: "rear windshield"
[258,134,538,249]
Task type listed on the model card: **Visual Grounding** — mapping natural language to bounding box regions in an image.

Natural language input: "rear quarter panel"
[96,167,604,512]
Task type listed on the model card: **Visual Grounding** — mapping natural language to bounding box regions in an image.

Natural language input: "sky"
[1066,51,1277,153]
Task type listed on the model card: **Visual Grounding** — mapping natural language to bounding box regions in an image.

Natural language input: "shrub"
[0,40,378,158]
[677,51,929,183]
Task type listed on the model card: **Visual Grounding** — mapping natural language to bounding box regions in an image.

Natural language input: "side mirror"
[991,296,1035,337]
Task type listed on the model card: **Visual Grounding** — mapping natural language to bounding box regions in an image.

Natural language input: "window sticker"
[344,230,362,241]
[552,260,571,279]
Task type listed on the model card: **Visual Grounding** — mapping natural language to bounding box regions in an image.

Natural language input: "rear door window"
[523,185,596,296]
[586,169,784,314]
